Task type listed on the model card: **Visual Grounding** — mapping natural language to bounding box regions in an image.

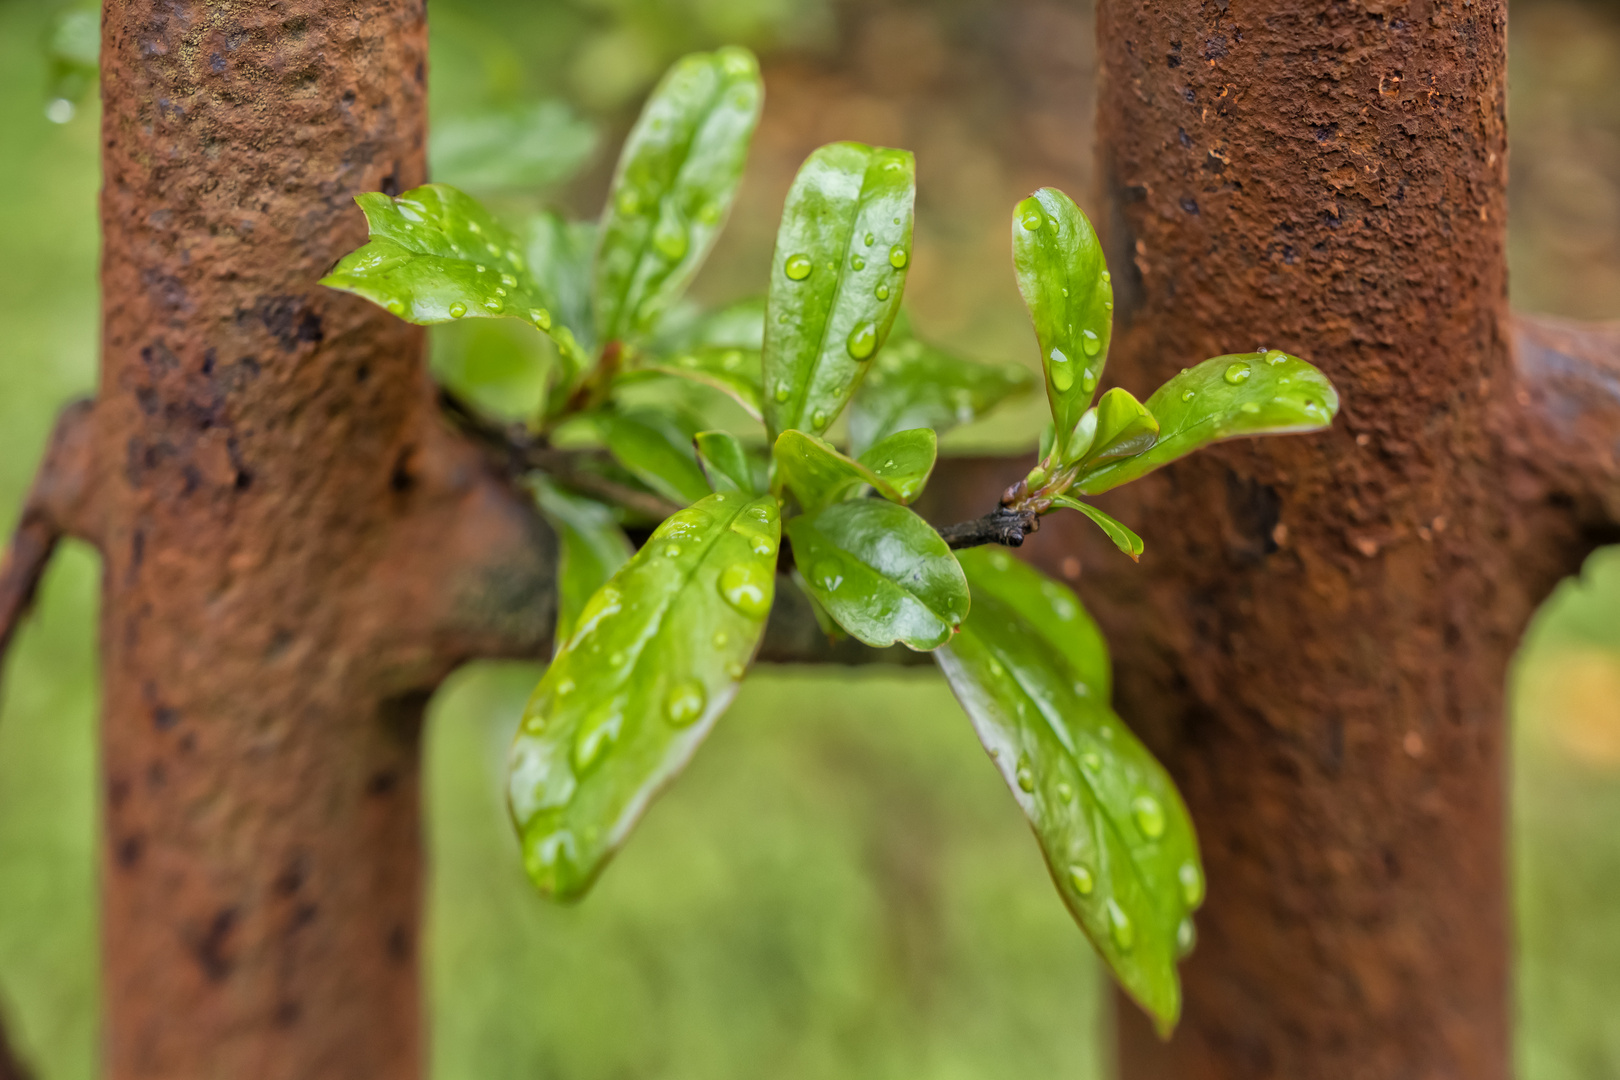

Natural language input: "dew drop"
[847,321,878,360]
[571,710,623,773]
[1106,899,1135,950]
[987,657,1005,678]
[1048,347,1074,392]
[616,188,641,215]
[1018,201,1045,231]
[888,245,908,269]
[1181,389,1196,402]
[1101,270,1112,284]
[475,264,487,274]
[1081,329,1102,357]
[811,409,828,428]
[726,661,746,679]
[1056,781,1074,802]
[1177,916,1197,957]
[663,544,682,558]
[784,253,813,280]
[1266,349,1288,366]
[1081,751,1101,771]
[875,283,890,300]
[1179,861,1204,907]
[864,232,876,246]
[1132,794,1166,839]
[697,202,722,225]
[774,386,790,403]
[851,255,866,271]
[719,562,772,619]
[500,273,518,287]
[653,219,689,261]
[811,559,844,592]
[1016,765,1036,793]
[1240,401,1261,415]
[713,630,729,647]
[448,302,468,319]
[1224,361,1253,385]
[664,681,707,727]
[386,299,405,315]
[531,309,552,330]
[1068,864,1095,896]
[1082,372,1097,393]
[556,678,575,697]
[483,297,503,312]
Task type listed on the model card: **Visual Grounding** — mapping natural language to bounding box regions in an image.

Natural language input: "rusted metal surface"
[1083,1,1606,1076]
[88,1,552,1075]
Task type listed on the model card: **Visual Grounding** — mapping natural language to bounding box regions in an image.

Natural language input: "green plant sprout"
[323,46,1340,1035]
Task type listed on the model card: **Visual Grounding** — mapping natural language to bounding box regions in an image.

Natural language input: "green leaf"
[763,142,916,439]
[638,346,764,421]
[856,428,937,502]
[652,295,766,354]
[321,184,592,376]
[1013,188,1113,460]
[1050,495,1145,561]
[786,500,968,651]
[772,428,935,514]
[1075,387,1158,466]
[847,333,1034,456]
[593,47,764,346]
[693,430,758,494]
[430,101,598,195]
[508,492,781,899]
[936,548,1201,1033]
[532,479,635,645]
[525,213,597,355]
[1075,350,1339,495]
[594,409,712,506]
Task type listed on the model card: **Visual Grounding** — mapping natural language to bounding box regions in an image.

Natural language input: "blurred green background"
[2,0,1618,1077]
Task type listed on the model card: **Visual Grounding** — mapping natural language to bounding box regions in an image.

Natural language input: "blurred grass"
[0,0,1618,1077]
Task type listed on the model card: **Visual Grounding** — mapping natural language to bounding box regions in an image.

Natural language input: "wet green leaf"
[593,47,764,346]
[936,548,1201,1033]
[772,428,935,514]
[1050,495,1145,561]
[694,430,758,494]
[763,142,916,439]
[321,184,591,375]
[638,346,764,421]
[508,492,781,899]
[1073,387,1158,467]
[847,333,1034,456]
[532,479,635,645]
[595,409,712,506]
[652,295,767,355]
[1075,351,1339,495]
[1013,188,1113,460]
[786,500,968,651]
[431,101,598,195]
[525,213,597,356]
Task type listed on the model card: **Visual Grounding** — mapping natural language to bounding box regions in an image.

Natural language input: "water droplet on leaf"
[1068,864,1095,896]
[811,559,844,592]
[664,681,707,727]
[572,710,623,773]
[616,188,641,215]
[1106,899,1134,950]
[1049,347,1074,392]
[875,283,890,300]
[1177,916,1197,956]
[851,255,866,271]
[1081,330,1102,357]
[847,321,878,360]
[784,253,813,280]
[1132,794,1166,839]
[1181,389,1196,402]
[719,563,772,619]
[1016,765,1036,792]
[888,245,908,269]
[448,302,467,319]
[1224,362,1252,385]
[1179,861,1204,907]
[1018,201,1045,230]
[774,386,790,403]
